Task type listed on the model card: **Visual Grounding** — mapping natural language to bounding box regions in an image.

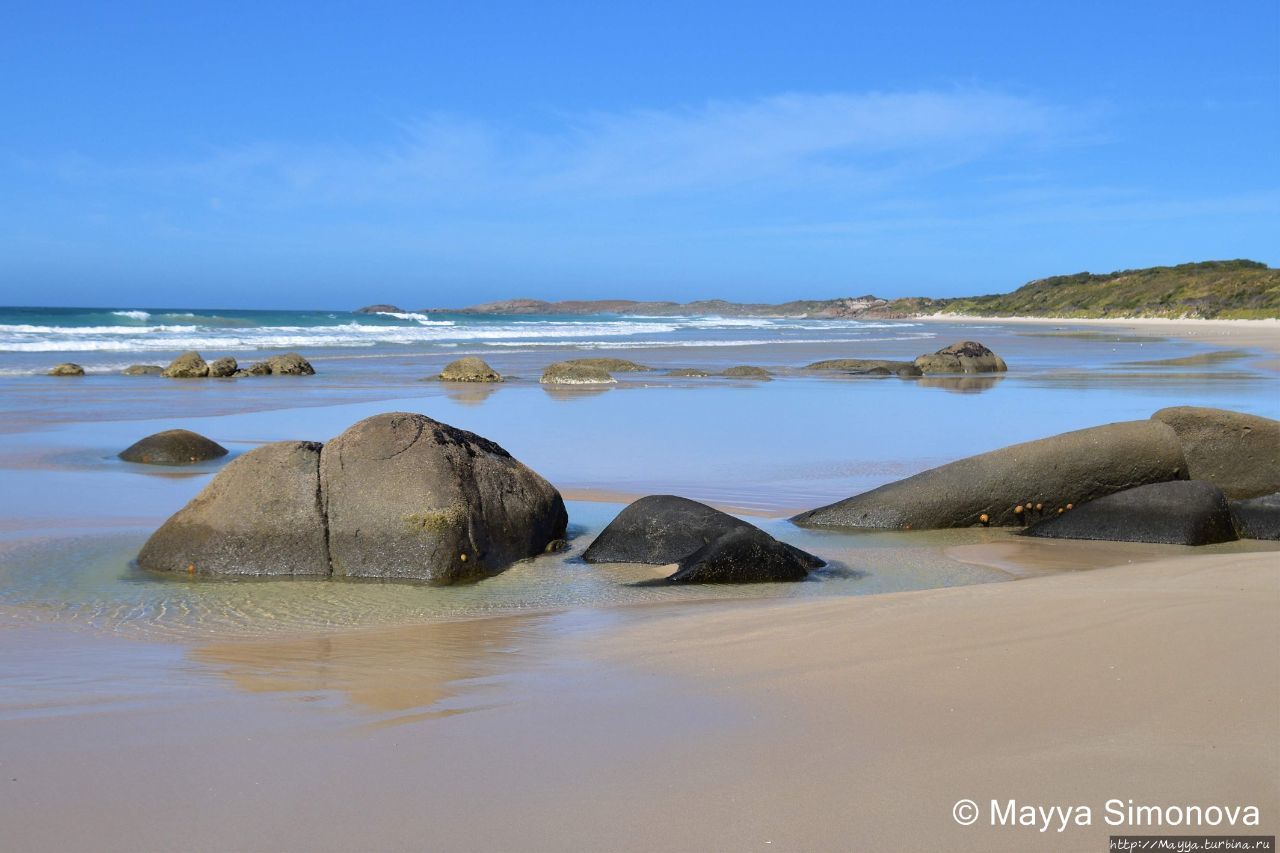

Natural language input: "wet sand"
[2,550,1274,851]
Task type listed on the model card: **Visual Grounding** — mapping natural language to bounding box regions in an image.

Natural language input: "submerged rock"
[540,361,617,385]
[583,494,822,583]
[119,429,228,465]
[438,357,503,383]
[562,358,651,372]
[913,341,1007,374]
[138,441,330,576]
[208,357,238,378]
[1150,406,1280,500]
[138,413,567,583]
[793,420,1187,530]
[1022,480,1236,546]
[1229,492,1280,540]
[48,363,85,376]
[667,367,711,377]
[320,413,567,582]
[721,365,772,379]
[805,358,919,374]
[667,526,817,584]
[122,364,164,376]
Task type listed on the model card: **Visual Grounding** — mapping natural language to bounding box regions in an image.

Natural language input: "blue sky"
[1,0,1277,309]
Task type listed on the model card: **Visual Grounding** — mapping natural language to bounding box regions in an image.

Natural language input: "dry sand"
[2,549,1275,851]
[918,313,1280,359]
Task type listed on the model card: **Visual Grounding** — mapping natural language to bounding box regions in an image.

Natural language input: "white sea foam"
[373,311,450,325]
[110,310,151,321]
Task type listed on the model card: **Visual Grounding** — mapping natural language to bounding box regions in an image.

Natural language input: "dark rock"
[122,364,163,376]
[355,304,405,314]
[541,361,617,384]
[666,526,817,583]
[583,494,822,570]
[1229,492,1280,540]
[793,420,1187,530]
[1151,406,1280,499]
[896,364,924,378]
[119,429,228,465]
[138,441,329,576]
[859,366,892,376]
[721,365,772,379]
[439,357,502,383]
[320,413,567,582]
[914,341,1007,374]
[48,363,85,376]
[208,357,238,378]
[161,351,209,378]
[1022,480,1236,545]
[243,361,273,376]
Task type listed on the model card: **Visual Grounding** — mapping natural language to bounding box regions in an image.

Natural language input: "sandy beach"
[2,547,1275,851]
[0,310,1277,851]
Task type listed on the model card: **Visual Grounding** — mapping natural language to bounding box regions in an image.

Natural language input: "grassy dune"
[886,260,1280,320]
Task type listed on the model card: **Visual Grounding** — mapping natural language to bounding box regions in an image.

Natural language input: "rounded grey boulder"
[562,358,651,372]
[119,429,228,465]
[793,420,1188,530]
[1022,480,1236,545]
[914,341,1007,374]
[49,363,85,376]
[805,358,918,374]
[666,526,817,584]
[439,357,503,383]
[138,441,329,576]
[1151,406,1280,500]
[123,364,164,376]
[321,412,567,582]
[265,352,315,375]
[583,494,823,571]
[161,351,210,378]
[1229,493,1280,540]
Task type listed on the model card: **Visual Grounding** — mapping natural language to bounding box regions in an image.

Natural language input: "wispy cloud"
[49,88,1072,209]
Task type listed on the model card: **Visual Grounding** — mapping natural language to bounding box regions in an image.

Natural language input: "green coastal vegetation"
[886,260,1280,320]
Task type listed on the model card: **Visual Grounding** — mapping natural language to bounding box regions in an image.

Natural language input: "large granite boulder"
[1022,481,1236,546]
[583,495,822,579]
[721,365,772,379]
[161,351,210,378]
[320,413,567,582]
[541,361,617,384]
[208,357,238,378]
[48,363,85,376]
[1229,493,1280,540]
[138,441,329,576]
[793,420,1188,530]
[666,526,817,584]
[1150,407,1280,500]
[119,429,228,465]
[122,364,163,376]
[439,357,503,383]
[914,341,1007,374]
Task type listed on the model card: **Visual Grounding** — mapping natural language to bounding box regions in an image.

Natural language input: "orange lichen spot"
[978,513,989,524]
[1057,507,1064,514]
[1066,503,1074,510]
[459,553,468,562]
[1014,505,1024,514]
[1034,503,1043,512]
[186,564,196,574]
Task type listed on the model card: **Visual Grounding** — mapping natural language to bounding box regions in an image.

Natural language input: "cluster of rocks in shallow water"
[132,403,1277,590]
[49,351,315,378]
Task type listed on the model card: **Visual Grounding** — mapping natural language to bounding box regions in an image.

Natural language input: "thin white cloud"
[52,88,1071,207]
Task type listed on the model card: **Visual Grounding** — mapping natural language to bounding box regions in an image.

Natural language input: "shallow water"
[0,315,1276,640]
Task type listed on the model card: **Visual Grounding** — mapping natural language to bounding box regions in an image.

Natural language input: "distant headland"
[361,260,1279,321]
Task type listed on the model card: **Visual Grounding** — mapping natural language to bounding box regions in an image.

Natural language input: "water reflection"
[441,383,501,406]
[916,375,1004,394]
